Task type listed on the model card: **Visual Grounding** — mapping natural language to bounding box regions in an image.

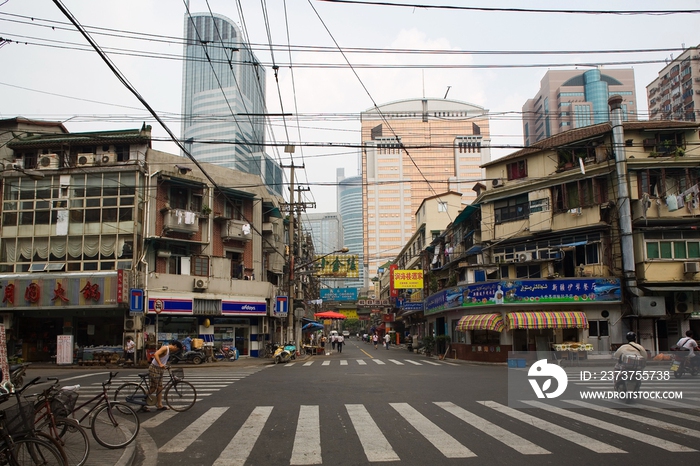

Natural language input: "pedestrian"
[310,332,315,346]
[337,333,344,353]
[124,336,135,363]
[144,340,183,412]
[372,333,378,349]
[182,335,192,353]
[332,333,337,351]
[320,335,327,350]
[384,333,391,350]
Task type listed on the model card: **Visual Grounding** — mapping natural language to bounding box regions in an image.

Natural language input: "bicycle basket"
[1,400,35,436]
[50,389,79,418]
[171,368,184,381]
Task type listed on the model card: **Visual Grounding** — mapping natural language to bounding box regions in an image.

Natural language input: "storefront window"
[472,329,500,345]
[451,319,466,343]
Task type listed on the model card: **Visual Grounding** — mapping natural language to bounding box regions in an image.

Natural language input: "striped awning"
[456,313,505,333]
[507,311,588,330]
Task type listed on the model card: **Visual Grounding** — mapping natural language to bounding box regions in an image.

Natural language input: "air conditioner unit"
[95,153,116,165]
[684,262,700,274]
[514,252,533,262]
[76,154,93,167]
[492,179,504,188]
[674,291,693,313]
[124,315,143,331]
[193,278,209,290]
[37,154,59,170]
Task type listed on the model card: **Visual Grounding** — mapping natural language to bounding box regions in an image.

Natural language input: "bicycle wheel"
[35,432,68,466]
[90,402,140,449]
[38,418,90,466]
[10,437,65,466]
[113,382,147,408]
[165,380,197,412]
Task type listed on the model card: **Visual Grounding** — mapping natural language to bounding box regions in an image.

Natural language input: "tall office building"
[522,69,637,146]
[304,213,342,255]
[337,169,364,291]
[647,45,700,122]
[361,98,490,284]
[181,12,282,195]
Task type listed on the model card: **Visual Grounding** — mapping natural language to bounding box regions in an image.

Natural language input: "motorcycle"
[170,347,207,365]
[284,342,297,360]
[614,354,645,403]
[6,362,31,388]
[272,343,293,364]
[670,350,700,378]
[214,346,238,361]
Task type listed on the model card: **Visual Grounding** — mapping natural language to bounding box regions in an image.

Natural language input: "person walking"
[384,333,391,350]
[372,333,379,349]
[331,333,338,351]
[337,333,344,353]
[124,336,135,363]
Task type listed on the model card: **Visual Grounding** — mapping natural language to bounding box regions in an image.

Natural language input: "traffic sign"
[154,299,164,314]
[130,289,144,313]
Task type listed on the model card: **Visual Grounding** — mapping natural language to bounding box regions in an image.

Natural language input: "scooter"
[670,351,700,378]
[272,343,293,364]
[284,341,297,360]
[614,354,645,403]
[8,362,31,388]
[170,347,206,365]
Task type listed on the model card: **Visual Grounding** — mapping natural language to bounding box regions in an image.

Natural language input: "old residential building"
[416,116,699,362]
[0,123,285,362]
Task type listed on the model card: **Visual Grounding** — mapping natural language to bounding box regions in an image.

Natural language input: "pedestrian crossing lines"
[282,358,454,367]
[147,398,700,464]
[67,368,265,403]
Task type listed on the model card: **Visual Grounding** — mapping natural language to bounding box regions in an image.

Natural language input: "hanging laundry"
[641,192,651,220]
[666,194,678,212]
[242,223,251,235]
[184,211,196,224]
[176,209,184,224]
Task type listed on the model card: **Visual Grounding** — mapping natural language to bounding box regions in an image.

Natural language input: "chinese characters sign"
[314,254,360,278]
[425,278,621,315]
[392,270,424,289]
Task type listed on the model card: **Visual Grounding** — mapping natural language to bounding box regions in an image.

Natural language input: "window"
[452,320,467,344]
[494,194,529,224]
[506,160,527,180]
[437,201,448,213]
[515,265,540,278]
[192,256,209,277]
[589,320,609,337]
[645,230,700,260]
[472,330,500,346]
[224,199,244,220]
[553,177,607,212]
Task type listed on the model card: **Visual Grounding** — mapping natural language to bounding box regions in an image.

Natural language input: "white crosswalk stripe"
[149,399,700,463]
[267,358,458,367]
[388,359,404,365]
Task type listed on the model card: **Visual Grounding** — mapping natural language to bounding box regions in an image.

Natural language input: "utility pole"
[280,160,314,344]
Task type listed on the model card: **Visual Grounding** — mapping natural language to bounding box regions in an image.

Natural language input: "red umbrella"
[314,311,347,320]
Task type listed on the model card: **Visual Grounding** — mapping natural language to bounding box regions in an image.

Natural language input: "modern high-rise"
[181,12,282,195]
[304,213,342,255]
[522,69,637,146]
[361,98,491,283]
[337,168,364,291]
[647,44,700,122]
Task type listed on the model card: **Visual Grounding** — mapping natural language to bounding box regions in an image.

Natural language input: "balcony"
[222,219,252,242]
[163,209,199,235]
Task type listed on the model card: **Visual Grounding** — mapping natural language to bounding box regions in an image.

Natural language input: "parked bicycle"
[0,382,66,466]
[113,365,196,412]
[31,378,90,466]
[257,342,274,359]
[68,372,139,449]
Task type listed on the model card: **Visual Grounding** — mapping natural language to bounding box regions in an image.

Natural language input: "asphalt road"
[23,341,700,466]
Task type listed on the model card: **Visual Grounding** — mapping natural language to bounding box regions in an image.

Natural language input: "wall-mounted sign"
[320,288,358,302]
[393,270,424,289]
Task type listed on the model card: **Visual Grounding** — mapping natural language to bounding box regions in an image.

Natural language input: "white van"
[342,330,350,338]
[330,330,338,337]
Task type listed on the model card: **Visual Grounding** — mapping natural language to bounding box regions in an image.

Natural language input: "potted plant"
[201,205,212,216]
[421,335,435,357]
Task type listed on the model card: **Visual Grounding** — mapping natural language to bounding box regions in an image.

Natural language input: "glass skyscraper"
[181,12,282,195]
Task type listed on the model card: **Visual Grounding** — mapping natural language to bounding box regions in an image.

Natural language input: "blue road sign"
[275,296,288,317]
[130,288,145,313]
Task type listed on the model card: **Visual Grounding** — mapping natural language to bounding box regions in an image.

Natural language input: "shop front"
[0,271,130,362]
[147,294,269,358]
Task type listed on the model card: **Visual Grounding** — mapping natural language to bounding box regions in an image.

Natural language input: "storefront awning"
[507,311,588,329]
[456,313,504,333]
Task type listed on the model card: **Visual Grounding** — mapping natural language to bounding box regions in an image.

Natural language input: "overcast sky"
[1,0,698,212]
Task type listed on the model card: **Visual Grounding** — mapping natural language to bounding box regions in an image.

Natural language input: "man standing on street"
[337,333,344,353]
[384,333,391,350]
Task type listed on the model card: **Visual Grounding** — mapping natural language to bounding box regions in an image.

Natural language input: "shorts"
[149,364,165,392]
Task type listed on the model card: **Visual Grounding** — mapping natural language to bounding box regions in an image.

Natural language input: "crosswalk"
[141,397,700,464]
[67,367,266,405]
[284,358,457,367]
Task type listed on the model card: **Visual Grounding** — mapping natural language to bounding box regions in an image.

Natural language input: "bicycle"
[0,386,65,466]
[257,342,273,359]
[113,365,196,412]
[68,372,139,449]
[31,378,90,466]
